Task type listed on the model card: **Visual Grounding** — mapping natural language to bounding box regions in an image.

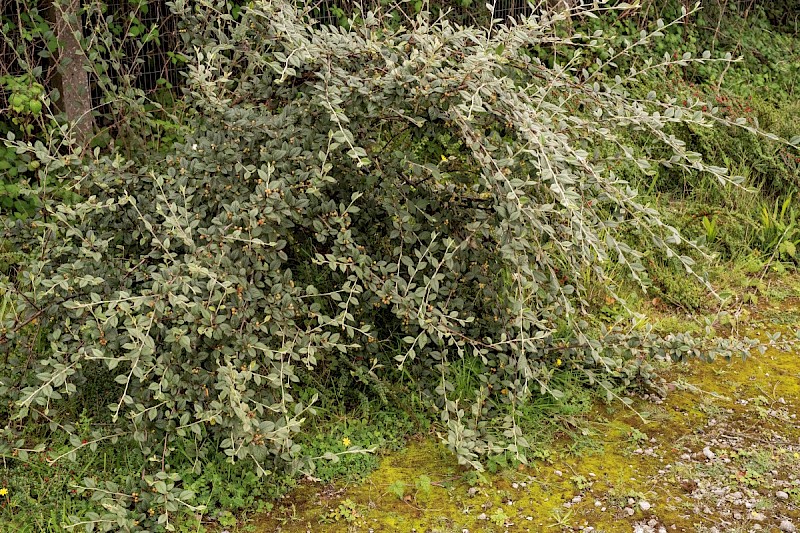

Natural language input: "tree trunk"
[47,0,92,147]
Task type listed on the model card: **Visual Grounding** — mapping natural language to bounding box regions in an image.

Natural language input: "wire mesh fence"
[300,0,534,27]
[1,0,53,108]
[83,0,183,93]
[2,0,792,106]
[1,0,539,116]
[1,0,183,112]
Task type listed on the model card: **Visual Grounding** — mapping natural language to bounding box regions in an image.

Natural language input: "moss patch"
[252,300,800,532]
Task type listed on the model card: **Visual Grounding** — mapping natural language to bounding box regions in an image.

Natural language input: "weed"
[758,193,800,264]
[627,428,649,445]
[489,507,510,527]
[701,216,719,244]
[547,508,574,528]
[387,480,406,501]
[319,499,360,524]
[570,475,592,491]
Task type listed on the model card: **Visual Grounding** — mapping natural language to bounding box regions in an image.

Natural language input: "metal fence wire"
[301,0,534,27]
[1,0,53,108]
[0,0,550,112]
[83,0,182,93]
[1,0,182,110]
[1,0,795,110]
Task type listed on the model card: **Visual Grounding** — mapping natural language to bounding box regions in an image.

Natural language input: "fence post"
[47,0,92,147]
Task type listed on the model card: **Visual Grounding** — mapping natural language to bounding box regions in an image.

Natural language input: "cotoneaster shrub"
[0,0,779,529]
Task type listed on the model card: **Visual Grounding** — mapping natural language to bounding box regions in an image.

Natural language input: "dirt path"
[255,302,800,533]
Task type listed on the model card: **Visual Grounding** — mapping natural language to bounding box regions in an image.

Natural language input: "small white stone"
[780,520,797,533]
[776,490,790,500]
[703,447,716,460]
[625,507,635,516]
[511,482,519,489]
[640,500,652,511]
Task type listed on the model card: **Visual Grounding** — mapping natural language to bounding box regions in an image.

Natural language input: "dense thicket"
[1,0,795,530]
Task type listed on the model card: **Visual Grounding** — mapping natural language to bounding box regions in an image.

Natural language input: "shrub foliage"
[0,1,770,529]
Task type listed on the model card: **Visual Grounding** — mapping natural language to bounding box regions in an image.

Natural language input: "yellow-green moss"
[254,300,800,532]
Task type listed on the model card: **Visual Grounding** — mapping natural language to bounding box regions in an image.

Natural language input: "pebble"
[640,501,652,511]
[477,513,487,520]
[751,512,767,522]
[703,447,716,460]
[776,490,789,500]
[625,507,635,516]
[780,521,797,532]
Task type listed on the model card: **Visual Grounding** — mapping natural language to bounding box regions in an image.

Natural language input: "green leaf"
[388,480,405,500]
